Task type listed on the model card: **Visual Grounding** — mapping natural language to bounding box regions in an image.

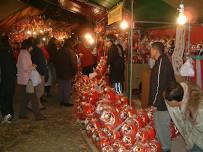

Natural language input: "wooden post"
[141,69,151,108]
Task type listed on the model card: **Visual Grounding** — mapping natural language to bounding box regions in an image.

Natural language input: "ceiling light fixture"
[177,2,187,25]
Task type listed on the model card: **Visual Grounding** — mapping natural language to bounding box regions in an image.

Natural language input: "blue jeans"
[154,111,171,152]
[189,145,203,152]
[59,80,72,104]
[113,82,123,94]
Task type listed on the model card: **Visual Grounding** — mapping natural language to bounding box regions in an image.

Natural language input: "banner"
[108,3,123,25]
[172,25,186,75]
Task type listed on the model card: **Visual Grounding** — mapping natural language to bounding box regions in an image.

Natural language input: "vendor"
[77,39,96,76]
[106,34,125,94]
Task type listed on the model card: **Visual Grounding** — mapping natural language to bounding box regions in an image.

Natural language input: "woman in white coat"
[164,81,203,152]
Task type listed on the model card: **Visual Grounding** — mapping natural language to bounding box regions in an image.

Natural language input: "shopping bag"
[31,69,42,87]
[26,79,34,94]
[179,58,194,77]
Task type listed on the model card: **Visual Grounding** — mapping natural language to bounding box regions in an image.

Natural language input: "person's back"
[31,38,48,82]
[17,49,32,85]
[55,49,76,80]
[32,45,48,78]
[106,34,125,94]
[46,37,58,65]
[30,38,48,110]
[56,38,77,106]
[0,35,17,123]
[0,45,16,86]
[108,44,124,83]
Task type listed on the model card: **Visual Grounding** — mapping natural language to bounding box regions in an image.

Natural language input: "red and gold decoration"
[9,15,69,43]
[73,57,179,152]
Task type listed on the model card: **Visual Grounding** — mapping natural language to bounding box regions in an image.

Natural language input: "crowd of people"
[0,34,79,122]
[0,32,126,123]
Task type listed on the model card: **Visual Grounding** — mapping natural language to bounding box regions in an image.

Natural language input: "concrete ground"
[0,90,187,152]
[0,94,89,152]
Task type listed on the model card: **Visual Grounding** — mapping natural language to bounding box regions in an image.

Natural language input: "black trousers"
[0,82,15,117]
[45,86,51,96]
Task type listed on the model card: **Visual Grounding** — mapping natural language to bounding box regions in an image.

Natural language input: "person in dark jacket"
[115,39,125,91]
[45,37,58,97]
[148,42,176,152]
[55,38,77,107]
[0,35,17,123]
[46,37,58,65]
[106,34,124,94]
[30,37,48,109]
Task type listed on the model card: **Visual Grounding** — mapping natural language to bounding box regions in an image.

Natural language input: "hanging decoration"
[172,26,186,75]
[172,1,187,75]
[9,15,69,43]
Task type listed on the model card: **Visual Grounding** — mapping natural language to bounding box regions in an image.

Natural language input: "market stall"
[1,0,203,151]
[73,57,179,151]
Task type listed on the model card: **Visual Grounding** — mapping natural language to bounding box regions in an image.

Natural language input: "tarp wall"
[148,25,203,43]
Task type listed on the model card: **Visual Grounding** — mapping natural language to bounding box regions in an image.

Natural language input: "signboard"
[108,3,123,25]
[172,25,186,75]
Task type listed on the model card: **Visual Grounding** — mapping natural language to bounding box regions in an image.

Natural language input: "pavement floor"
[0,94,89,152]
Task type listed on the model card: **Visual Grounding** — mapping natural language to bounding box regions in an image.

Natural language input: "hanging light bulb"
[120,20,129,30]
[27,30,32,35]
[84,33,92,39]
[40,30,44,34]
[89,38,95,44]
[177,3,187,25]
[177,13,187,25]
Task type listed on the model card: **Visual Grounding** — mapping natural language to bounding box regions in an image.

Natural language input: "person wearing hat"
[106,34,124,94]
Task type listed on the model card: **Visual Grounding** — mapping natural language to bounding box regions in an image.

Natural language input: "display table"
[125,64,149,91]
[141,69,151,108]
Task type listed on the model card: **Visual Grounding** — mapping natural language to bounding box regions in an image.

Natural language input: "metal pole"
[134,20,175,25]
[187,20,191,53]
[127,0,134,105]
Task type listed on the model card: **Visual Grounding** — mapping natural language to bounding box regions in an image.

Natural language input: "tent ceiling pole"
[127,0,134,105]
[75,0,106,10]
[134,20,175,25]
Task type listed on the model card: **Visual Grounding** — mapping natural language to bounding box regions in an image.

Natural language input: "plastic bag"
[31,69,42,87]
[179,58,194,77]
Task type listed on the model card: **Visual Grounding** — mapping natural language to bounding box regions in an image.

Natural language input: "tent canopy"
[0,0,26,21]
[0,7,42,32]
[0,0,203,31]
